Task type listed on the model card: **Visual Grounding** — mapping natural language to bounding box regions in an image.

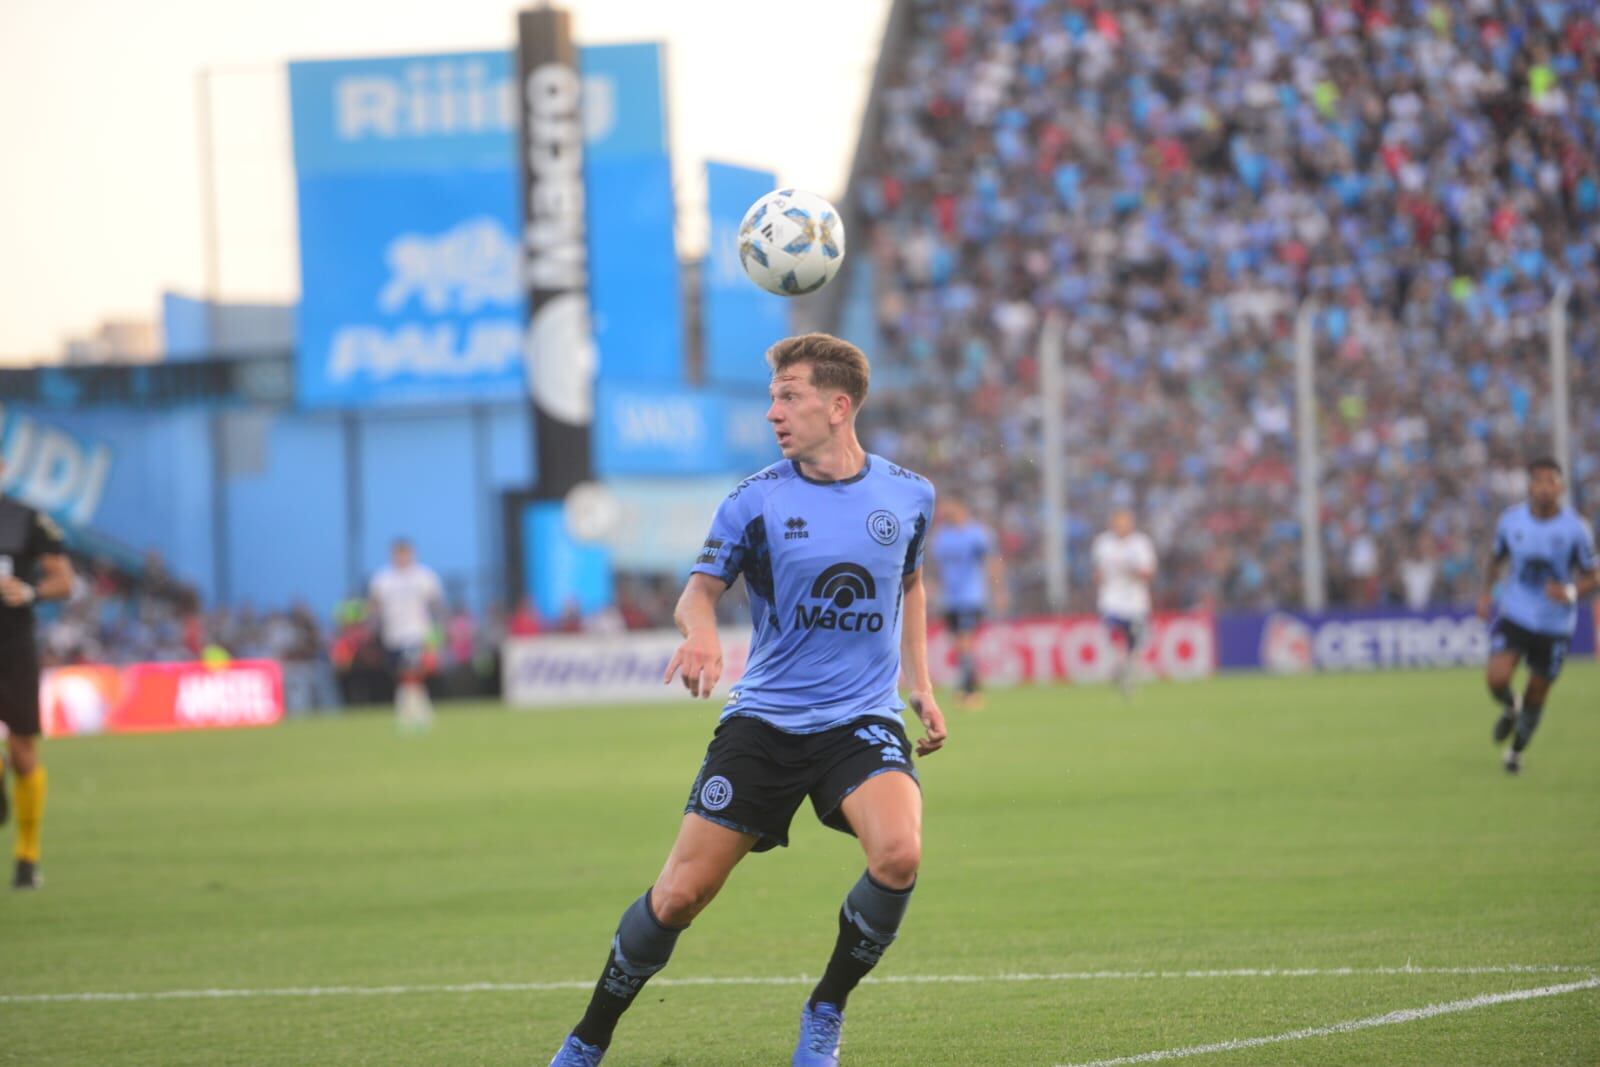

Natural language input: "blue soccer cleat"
[548,1033,605,1067]
[792,1000,844,1066]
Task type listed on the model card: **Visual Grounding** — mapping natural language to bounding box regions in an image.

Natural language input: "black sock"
[572,888,684,1049]
[1489,683,1515,711]
[810,872,914,1010]
[960,653,978,695]
[1512,701,1545,753]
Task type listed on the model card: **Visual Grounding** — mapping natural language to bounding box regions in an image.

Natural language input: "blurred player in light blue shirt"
[928,497,1006,708]
[1477,458,1598,775]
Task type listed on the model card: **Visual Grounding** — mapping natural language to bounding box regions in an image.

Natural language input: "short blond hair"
[765,333,870,411]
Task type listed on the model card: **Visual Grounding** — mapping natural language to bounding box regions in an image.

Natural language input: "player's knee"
[868,835,921,889]
[649,873,718,927]
[7,737,37,776]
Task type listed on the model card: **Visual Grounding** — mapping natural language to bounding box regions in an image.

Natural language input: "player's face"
[1528,467,1563,511]
[1112,511,1135,537]
[392,544,414,568]
[767,365,837,460]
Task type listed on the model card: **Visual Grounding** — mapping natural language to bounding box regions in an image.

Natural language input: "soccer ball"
[737,189,846,296]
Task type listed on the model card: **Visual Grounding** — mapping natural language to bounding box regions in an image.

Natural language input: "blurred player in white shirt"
[368,539,445,731]
[1091,510,1157,697]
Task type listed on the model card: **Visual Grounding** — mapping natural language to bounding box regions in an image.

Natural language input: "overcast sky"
[0,0,889,362]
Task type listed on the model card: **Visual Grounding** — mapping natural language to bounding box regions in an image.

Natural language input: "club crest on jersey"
[795,562,884,633]
[867,509,900,546]
[699,775,734,811]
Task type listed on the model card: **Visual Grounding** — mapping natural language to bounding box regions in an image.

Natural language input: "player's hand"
[664,631,723,698]
[907,690,947,757]
[1544,580,1577,605]
[0,577,36,607]
[1475,593,1494,620]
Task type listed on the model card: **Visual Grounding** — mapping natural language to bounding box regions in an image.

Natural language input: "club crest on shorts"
[699,775,734,811]
[867,509,900,545]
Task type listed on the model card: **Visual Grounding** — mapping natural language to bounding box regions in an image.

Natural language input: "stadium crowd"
[855,0,1600,613]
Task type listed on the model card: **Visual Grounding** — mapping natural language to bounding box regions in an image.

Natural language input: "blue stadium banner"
[586,155,683,386]
[288,42,679,409]
[722,392,780,472]
[522,499,612,619]
[289,52,516,176]
[593,384,780,477]
[295,169,523,408]
[581,43,682,386]
[0,408,115,527]
[594,383,725,476]
[579,43,668,161]
[703,162,788,386]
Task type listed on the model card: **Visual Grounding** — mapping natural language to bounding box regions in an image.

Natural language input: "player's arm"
[1,553,73,607]
[985,547,1009,618]
[900,567,946,756]
[1136,540,1157,583]
[664,573,727,698]
[1,512,74,607]
[1477,524,1510,619]
[1545,524,1599,605]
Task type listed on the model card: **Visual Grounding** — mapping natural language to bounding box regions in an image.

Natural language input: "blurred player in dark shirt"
[0,460,77,889]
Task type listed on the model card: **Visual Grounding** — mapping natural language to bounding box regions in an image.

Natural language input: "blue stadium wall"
[17,405,531,616]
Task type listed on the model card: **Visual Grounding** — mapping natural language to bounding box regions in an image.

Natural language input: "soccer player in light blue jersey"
[548,334,946,1067]
[928,496,1006,708]
[1477,458,1598,775]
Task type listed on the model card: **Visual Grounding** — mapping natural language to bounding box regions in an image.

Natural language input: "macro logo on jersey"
[866,509,900,546]
[784,516,809,540]
[699,774,734,811]
[796,562,884,633]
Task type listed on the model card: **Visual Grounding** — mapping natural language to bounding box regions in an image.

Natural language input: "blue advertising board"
[522,499,613,619]
[581,43,681,386]
[289,43,680,408]
[594,384,779,477]
[295,169,523,407]
[703,162,788,386]
[1216,607,1596,673]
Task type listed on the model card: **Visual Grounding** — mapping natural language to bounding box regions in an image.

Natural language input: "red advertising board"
[928,614,1215,687]
[41,661,285,737]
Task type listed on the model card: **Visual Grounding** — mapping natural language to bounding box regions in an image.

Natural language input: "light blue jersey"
[692,456,936,733]
[1492,503,1597,637]
[929,521,992,612]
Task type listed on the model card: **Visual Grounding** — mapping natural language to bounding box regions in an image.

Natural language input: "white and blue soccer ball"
[737,189,846,297]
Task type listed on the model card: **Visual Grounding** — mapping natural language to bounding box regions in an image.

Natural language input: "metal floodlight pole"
[1039,313,1068,613]
[1294,301,1326,612]
[1548,281,1573,490]
[196,68,222,346]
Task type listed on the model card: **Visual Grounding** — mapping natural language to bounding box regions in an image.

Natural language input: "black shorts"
[1103,615,1147,649]
[943,608,985,634]
[1490,618,1570,680]
[385,644,431,676]
[685,714,919,853]
[0,638,41,737]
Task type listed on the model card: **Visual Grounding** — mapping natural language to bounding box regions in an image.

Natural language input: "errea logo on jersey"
[795,563,885,633]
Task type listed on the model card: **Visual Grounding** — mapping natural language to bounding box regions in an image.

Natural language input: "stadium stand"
[852,0,1600,613]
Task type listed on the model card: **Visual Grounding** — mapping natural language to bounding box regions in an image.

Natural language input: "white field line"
[1,964,1595,1006]
[1057,975,1600,1067]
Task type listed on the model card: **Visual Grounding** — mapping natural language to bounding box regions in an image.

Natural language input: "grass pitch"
[5,665,1598,1066]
